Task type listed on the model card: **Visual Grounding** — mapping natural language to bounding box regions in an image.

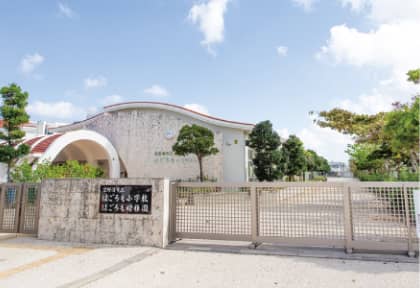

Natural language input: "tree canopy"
[281,135,307,180]
[246,120,282,181]
[407,68,420,84]
[0,84,30,182]
[172,124,219,182]
[305,149,330,173]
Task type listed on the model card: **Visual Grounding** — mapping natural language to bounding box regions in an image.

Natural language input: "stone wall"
[38,178,170,247]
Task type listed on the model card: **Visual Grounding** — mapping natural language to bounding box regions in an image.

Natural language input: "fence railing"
[0,183,41,234]
[171,181,419,256]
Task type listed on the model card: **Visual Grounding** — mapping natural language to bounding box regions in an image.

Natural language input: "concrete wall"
[38,178,170,247]
[57,108,249,181]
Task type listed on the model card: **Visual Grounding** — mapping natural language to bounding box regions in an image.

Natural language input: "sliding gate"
[171,182,419,255]
[0,183,41,234]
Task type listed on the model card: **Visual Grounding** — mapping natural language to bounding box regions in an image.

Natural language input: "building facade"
[2,102,254,182]
[328,161,351,177]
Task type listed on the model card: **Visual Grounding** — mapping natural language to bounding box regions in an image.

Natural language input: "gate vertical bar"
[251,185,259,246]
[403,184,414,257]
[18,183,27,233]
[13,184,23,233]
[343,183,354,254]
[169,181,178,243]
[0,184,4,232]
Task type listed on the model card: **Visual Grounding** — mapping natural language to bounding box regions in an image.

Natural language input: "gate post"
[403,184,415,257]
[168,181,178,243]
[250,185,260,247]
[343,183,354,254]
[13,184,23,234]
[0,184,4,232]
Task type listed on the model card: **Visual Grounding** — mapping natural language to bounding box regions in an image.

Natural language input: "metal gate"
[170,182,419,255]
[0,183,41,234]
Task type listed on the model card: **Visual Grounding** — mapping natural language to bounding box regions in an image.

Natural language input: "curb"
[167,241,419,264]
[0,233,18,241]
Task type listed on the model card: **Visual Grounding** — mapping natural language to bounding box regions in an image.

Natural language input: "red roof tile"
[23,136,44,147]
[31,134,63,153]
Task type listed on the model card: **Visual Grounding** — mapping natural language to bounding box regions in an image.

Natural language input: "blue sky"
[1,0,419,162]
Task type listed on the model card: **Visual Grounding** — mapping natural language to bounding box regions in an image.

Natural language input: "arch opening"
[53,140,112,177]
[36,130,121,178]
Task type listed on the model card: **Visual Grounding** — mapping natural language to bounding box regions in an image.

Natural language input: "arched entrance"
[36,130,121,178]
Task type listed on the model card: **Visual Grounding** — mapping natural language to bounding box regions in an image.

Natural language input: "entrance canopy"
[23,130,121,178]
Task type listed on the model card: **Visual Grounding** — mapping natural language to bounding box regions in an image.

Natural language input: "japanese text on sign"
[99,185,152,214]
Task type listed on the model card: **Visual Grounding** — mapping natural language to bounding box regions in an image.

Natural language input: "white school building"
[0,102,254,182]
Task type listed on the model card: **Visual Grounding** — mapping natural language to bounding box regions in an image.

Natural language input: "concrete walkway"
[0,237,418,288]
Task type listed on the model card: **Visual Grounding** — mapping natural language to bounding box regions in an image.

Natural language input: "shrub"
[356,170,419,182]
[12,160,104,183]
[311,175,327,182]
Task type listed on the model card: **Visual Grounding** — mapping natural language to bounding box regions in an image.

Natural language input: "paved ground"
[0,236,418,288]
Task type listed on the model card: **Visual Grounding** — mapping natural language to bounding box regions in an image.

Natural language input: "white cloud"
[27,101,85,120]
[183,104,209,115]
[19,53,44,75]
[144,85,169,97]
[318,22,420,74]
[292,0,317,12]
[317,1,420,114]
[337,91,394,114]
[340,0,420,23]
[277,119,353,162]
[336,77,416,114]
[276,46,288,57]
[188,0,230,53]
[58,2,75,19]
[101,94,123,106]
[84,76,107,89]
[298,123,353,162]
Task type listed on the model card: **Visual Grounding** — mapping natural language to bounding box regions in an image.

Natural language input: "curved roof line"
[105,102,254,127]
[31,134,63,153]
[52,101,254,132]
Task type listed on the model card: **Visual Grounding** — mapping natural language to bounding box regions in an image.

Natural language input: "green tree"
[281,135,306,181]
[346,143,385,173]
[172,124,219,182]
[314,108,385,143]
[12,160,104,182]
[318,156,331,173]
[0,84,30,182]
[383,97,419,171]
[305,149,330,173]
[246,120,283,181]
[407,68,420,84]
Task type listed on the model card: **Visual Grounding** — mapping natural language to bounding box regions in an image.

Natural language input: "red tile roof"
[31,134,63,153]
[23,136,44,147]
